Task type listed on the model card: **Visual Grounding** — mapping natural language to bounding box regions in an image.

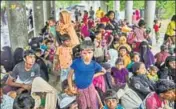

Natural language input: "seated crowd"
[0,9,176,109]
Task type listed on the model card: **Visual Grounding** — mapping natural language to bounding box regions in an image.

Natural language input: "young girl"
[127,52,140,72]
[67,40,106,109]
[153,19,161,43]
[118,46,131,67]
[116,36,132,52]
[111,58,129,89]
[147,66,159,82]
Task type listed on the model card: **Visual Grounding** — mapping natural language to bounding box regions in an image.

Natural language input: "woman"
[158,56,176,83]
[139,41,155,69]
[57,10,80,48]
[164,15,176,42]
[106,11,120,39]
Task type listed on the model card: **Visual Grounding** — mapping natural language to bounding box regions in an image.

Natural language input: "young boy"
[103,89,124,109]
[67,40,106,109]
[54,34,72,82]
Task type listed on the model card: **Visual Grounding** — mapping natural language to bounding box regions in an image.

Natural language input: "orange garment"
[56,45,72,69]
[57,10,80,48]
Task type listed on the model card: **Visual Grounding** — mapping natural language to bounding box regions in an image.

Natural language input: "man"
[89,6,95,19]
[74,8,79,22]
[96,7,104,19]
[4,50,40,94]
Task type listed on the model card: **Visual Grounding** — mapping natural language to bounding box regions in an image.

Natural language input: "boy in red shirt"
[153,20,161,43]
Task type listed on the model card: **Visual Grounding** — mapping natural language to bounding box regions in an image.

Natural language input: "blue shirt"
[71,58,102,89]
[104,104,124,109]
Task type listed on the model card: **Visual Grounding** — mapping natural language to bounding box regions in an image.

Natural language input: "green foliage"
[107,0,175,19]
[55,1,80,9]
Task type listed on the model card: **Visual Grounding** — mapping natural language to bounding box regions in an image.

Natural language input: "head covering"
[119,36,127,44]
[59,96,76,109]
[103,89,118,101]
[165,56,176,68]
[132,62,142,73]
[156,79,175,94]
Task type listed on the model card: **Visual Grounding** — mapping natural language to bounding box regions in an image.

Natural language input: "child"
[107,42,118,67]
[94,31,105,63]
[111,58,129,89]
[153,19,161,43]
[118,46,131,67]
[103,89,124,109]
[147,66,159,82]
[48,17,57,38]
[88,16,95,29]
[116,36,131,52]
[45,39,55,62]
[127,52,140,72]
[13,91,35,109]
[67,40,106,109]
[155,45,170,68]
[54,34,72,83]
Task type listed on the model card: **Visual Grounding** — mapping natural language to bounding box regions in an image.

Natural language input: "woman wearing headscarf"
[158,56,176,83]
[57,10,80,48]
[139,41,155,69]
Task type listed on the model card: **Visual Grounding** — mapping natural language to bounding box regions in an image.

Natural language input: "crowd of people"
[0,6,176,109]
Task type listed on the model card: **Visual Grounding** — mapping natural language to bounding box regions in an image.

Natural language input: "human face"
[149,70,157,76]
[49,20,55,26]
[35,52,41,57]
[63,40,71,47]
[105,99,117,109]
[169,61,176,69]
[116,62,124,70]
[81,49,94,63]
[137,63,146,75]
[133,55,140,62]
[160,89,176,101]
[25,55,36,70]
[119,48,127,56]
[47,42,52,49]
[109,12,115,20]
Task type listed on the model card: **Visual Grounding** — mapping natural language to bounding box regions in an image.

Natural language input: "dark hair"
[60,34,71,42]
[138,19,146,27]
[23,50,35,58]
[155,79,175,94]
[103,89,117,101]
[171,15,176,21]
[80,40,94,51]
[154,19,158,23]
[97,23,105,30]
[107,10,115,19]
[118,46,129,53]
[130,52,140,59]
[48,17,55,22]
[115,58,124,65]
[13,91,35,109]
[46,39,53,44]
[62,80,69,90]
[160,45,168,51]
[34,48,42,53]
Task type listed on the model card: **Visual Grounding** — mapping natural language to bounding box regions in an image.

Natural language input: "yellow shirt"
[122,55,131,67]
[96,10,104,18]
[166,21,176,37]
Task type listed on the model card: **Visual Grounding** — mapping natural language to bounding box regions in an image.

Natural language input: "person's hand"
[69,87,78,95]
[22,84,31,90]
